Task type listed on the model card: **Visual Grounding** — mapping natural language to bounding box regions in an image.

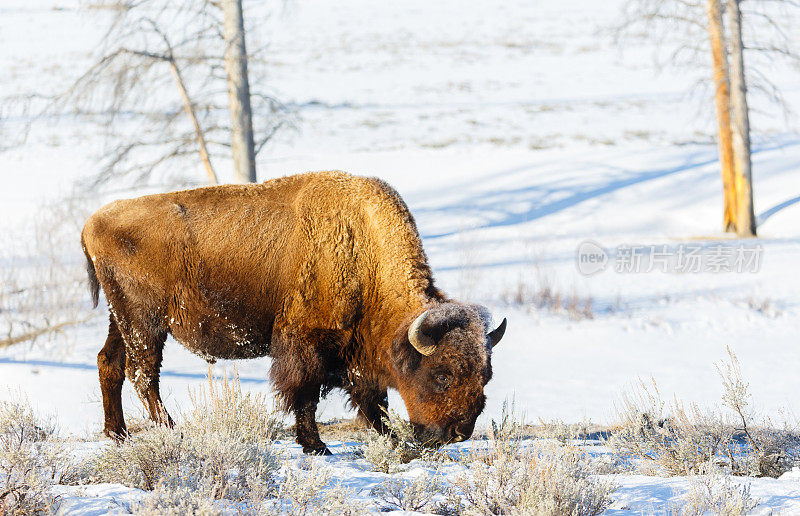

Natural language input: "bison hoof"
[302,445,332,456]
[104,428,128,443]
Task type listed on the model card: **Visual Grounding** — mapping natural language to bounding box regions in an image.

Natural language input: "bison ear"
[391,336,421,375]
[488,318,507,348]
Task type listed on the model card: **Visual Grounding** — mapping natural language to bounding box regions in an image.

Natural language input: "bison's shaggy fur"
[81,171,505,453]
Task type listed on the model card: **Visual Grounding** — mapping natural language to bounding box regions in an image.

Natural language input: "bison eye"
[434,373,450,389]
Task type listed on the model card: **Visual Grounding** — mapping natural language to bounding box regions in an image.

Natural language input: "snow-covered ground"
[44,437,800,515]
[2,0,800,513]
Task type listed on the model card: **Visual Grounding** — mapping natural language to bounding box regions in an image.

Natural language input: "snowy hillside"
[2,0,800,513]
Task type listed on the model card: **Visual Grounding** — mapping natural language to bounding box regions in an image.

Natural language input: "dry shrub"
[741,422,800,478]
[91,370,281,501]
[679,467,759,516]
[607,378,726,476]
[744,297,781,318]
[534,417,595,444]
[91,424,177,490]
[609,351,800,478]
[360,432,399,473]
[453,402,614,515]
[275,460,365,516]
[360,410,432,473]
[130,482,222,515]
[185,368,285,444]
[502,269,593,321]
[371,472,442,512]
[716,347,800,477]
[454,442,614,516]
[0,397,80,515]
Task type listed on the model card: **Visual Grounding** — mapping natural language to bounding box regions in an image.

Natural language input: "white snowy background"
[1,0,800,513]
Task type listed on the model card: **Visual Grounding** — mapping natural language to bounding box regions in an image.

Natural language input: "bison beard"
[81,171,506,454]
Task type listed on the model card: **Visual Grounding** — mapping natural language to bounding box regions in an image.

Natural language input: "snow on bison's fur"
[81,171,506,454]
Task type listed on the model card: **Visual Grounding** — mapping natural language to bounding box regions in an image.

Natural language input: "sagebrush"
[275,460,365,516]
[453,401,615,515]
[0,397,82,515]
[91,371,281,502]
[609,350,800,478]
[360,409,434,473]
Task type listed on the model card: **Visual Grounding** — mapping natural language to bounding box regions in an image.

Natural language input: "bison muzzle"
[81,171,506,454]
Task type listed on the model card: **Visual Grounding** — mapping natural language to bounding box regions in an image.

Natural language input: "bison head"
[391,302,506,446]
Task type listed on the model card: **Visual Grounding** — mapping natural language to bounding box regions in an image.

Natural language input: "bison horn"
[488,318,507,348]
[408,310,437,356]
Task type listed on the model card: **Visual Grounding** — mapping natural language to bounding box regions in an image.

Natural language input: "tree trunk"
[705,0,737,232]
[727,0,756,237]
[222,0,257,183]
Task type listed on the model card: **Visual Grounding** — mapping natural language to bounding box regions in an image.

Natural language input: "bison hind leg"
[110,306,172,429]
[98,315,128,440]
[94,264,172,438]
[124,328,173,428]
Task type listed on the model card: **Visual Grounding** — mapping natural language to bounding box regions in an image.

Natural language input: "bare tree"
[0,95,34,154]
[617,0,800,236]
[223,0,257,184]
[727,0,756,237]
[1,196,98,350]
[61,0,290,189]
[706,0,738,232]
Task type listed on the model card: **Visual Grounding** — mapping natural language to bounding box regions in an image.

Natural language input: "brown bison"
[81,171,506,454]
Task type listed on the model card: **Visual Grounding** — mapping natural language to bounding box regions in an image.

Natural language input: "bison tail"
[81,235,100,309]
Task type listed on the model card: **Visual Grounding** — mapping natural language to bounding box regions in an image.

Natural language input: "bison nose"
[447,421,475,443]
[456,420,475,440]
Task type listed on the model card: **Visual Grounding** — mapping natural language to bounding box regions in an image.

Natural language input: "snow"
[38,440,800,514]
[51,484,148,516]
[2,0,800,512]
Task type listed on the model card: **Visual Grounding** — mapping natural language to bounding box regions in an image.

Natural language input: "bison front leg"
[270,325,338,454]
[293,385,331,455]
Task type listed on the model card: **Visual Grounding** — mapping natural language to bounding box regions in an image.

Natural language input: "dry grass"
[274,460,366,516]
[316,418,369,442]
[677,469,759,516]
[608,349,800,478]
[371,472,443,512]
[502,269,594,321]
[450,401,615,515]
[0,396,83,515]
[359,410,434,473]
[90,370,282,503]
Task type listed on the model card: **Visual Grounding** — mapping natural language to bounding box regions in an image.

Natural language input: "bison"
[81,171,506,454]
